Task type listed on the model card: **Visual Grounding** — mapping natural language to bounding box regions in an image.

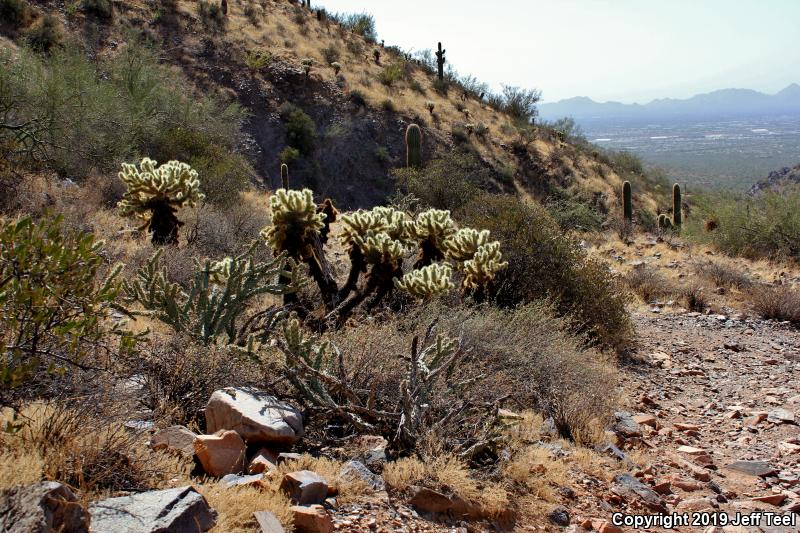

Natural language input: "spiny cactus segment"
[623,181,633,222]
[405,124,423,168]
[394,263,453,299]
[673,183,682,226]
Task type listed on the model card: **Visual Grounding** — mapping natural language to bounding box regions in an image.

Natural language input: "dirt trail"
[618,310,800,532]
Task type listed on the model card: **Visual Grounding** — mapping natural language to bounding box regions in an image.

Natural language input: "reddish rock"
[248,448,279,474]
[652,481,672,495]
[674,423,700,432]
[291,505,332,533]
[752,494,786,506]
[194,430,246,477]
[597,522,623,533]
[676,497,714,513]
[253,510,285,533]
[677,445,706,455]
[150,425,197,456]
[280,471,328,505]
[633,414,657,428]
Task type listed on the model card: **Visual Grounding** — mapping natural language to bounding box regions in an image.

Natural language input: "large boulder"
[0,481,90,533]
[89,486,216,533]
[194,430,247,477]
[205,388,303,445]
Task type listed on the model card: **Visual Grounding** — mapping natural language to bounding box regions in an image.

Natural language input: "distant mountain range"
[539,84,800,121]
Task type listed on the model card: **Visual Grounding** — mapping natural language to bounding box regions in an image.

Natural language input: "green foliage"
[336,11,377,41]
[123,243,298,347]
[0,43,248,184]
[458,194,632,351]
[0,215,132,405]
[280,104,317,156]
[321,45,340,65]
[198,0,225,30]
[379,63,401,87]
[392,150,499,212]
[244,49,271,72]
[672,183,682,226]
[623,181,633,221]
[499,85,541,124]
[81,0,112,20]
[684,187,800,260]
[280,146,300,166]
[545,194,605,232]
[405,124,422,168]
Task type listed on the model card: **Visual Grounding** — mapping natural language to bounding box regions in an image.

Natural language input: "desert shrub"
[624,265,676,303]
[320,44,340,64]
[379,63,402,87]
[349,89,367,107]
[499,85,541,123]
[243,3,260,25]
[280,104,317,155]
[458,194,632,350]
[335,11,376,41]
[380,98,395,112]
[280,146,300,165]
[0,43,247,183]
[749,284,800,324]
[184,201,271,257]
[374,145,390,163]
[81,0,112,20]
[120,334,260,425]
[682,283,708,312]
[0,215,134,408]
[693,260,752,289]
[685,187,800,261]
[546,194,605,232]
[198,0,225,30]
[392,150,499,212]
[0,0,29,29]
[26,13,61,52]
[151,128,251,207]
[540,117,588,146]
[410,79,425,94]
[451,125,469,145]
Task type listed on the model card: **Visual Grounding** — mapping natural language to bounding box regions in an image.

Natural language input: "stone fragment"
[0,481,89,533]
[149,425,197,456]
[280,471,328,505]
[205,387,303,444]
[253,510,285,533]
[291,505,332,533]
[724,460,777,478]
[194,430,247,477]
[248,448,279,474]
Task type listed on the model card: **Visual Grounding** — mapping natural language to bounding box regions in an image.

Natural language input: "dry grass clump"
[681,283,709,312]
[0,402,190,500]
[693,260,753,290]
[504,446,568,502]
[625,265,677,303]
[198,481,294,531]
[749,284,800,324]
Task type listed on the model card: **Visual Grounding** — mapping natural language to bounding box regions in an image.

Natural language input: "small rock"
[724,460,777,478]
[611,473,667,513]
[253,510,285,533]
[90,486,216,533]
[194,430,247,477]
[248,448,279,474]
[280,471,328,505]
[548,505,570,526]
[767,408,796,424]
[676,497,714,513]
[632,414,657,428]
[291,505,332,533]
[0,481,90,533]
[277,452,303,464]
[752,494,786,506]
[221,473,264,488]
[339,460,385,492]
[612,412,642,438]
[674,423,700,432]
[408,486,452,514]
[597,522,623,533]
[150,425,197,456]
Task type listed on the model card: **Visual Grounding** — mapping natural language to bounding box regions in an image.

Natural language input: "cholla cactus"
[208,257,234,284]
[443,228,491,262]
[262,188,325,259]
[301,58,314,78]
[463,242,507,296]
[372,48,381,64]
[413,209,456,267]
[117,158,204,245]
[352,232,406,266]
[331,61,342,75]
[394,263,453,299]
[425,101,435,115]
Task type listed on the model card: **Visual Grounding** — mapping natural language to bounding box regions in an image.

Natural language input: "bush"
[335,11,376,41]
[280,104,316,155]
[280,146,300,165]
[26,14,62,52]
[685,187,800,261]
[458,194,633,350]
[0,215,133,407]
[198,0,225,30]
[349,89,366,108]
[379,63,402,87]
[499,85,541,123]
[81,0,112,20]
[624,265,676,302]
[749,285,800,324]
[392,150,499,212]
[320,44,340,64]
[693,260,752,289]
[545,194,605,232]
[0,0,29,28]
[243,3,260,26]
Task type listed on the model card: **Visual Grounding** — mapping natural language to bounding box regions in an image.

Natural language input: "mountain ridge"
[540,84,800,121]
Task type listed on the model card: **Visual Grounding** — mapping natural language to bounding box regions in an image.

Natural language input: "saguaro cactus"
[281,163,289,189]
[435,42,446,81]
[623,181,633,222]
[673,183,682,226]
[405,124,422,168]
[220,0,228,15]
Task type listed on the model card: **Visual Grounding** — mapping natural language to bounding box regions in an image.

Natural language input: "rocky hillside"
[749,164,800,195]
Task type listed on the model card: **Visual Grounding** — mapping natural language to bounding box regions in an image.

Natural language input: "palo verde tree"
[117,158,204,245]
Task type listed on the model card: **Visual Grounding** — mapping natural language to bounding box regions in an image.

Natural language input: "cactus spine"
[281,163,289,189]
[672,183,682,226]
[622,181,633,222]
[435,42,446,81]
[405,124,422,168]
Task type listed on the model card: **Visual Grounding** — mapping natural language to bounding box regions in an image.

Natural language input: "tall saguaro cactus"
[221,0,228,15]
[622,181,633,222]
[435,42,446,81]
[281,163,289,189]
[673,183,682,226]
[405,124,422,168]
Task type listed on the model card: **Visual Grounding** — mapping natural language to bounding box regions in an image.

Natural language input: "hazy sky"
[321,0,800,104]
